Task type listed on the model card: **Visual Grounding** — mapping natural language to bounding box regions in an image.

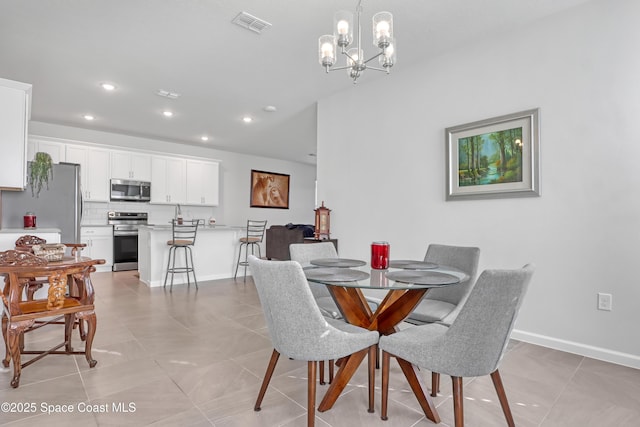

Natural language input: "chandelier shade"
[372,12,393,48]
[318,0,396,83]
[318,35,337,67]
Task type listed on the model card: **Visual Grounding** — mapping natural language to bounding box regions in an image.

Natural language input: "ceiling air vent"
[232,11,272,34]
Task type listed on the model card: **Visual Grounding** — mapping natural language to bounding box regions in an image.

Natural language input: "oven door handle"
[113,231,139,237]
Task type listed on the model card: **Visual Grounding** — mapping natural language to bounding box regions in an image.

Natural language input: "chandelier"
[318,0,395,83]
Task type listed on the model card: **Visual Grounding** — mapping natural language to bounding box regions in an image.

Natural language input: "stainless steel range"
[108,211,148,272]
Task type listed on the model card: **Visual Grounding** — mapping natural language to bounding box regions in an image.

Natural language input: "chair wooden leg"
[2,314,9,368]
[255,349,280,411]
[381,350,390,420]
[64,314,74,352]
[319,360,325,385]
[328,359,334,383]
[491,370,515,427]
[77,318,87,341]
[308,361,317,427]
[7,320,32,388]
[452,376,464,427]
[431,372,440,397]
[368,346,375,413]
[81,312,98,368]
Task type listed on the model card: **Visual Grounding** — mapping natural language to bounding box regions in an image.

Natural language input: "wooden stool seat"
[167,239,194,246]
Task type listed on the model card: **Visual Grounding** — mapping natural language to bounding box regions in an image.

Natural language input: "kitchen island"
[138,224,245,287]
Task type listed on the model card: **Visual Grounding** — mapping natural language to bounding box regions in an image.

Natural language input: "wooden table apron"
[317,284,440,422]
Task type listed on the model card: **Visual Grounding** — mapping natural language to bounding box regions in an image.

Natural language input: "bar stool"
[234,219,267,282]
[164,219,199,291]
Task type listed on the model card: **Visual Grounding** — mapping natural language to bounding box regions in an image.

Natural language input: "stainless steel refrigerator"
[1,162,82,243]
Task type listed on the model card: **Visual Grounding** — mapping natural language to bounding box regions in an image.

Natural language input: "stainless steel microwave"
[110,179,151,202]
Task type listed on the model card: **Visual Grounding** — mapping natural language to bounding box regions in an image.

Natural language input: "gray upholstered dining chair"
[289,242,342,319]
[248,256,379,427]
[365,243,480,390]
[405,244,481,326]
[379,264,534,427]
[289,242,342,385]
[405,244,480,395]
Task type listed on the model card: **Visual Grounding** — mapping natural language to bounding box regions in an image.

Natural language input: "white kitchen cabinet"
[0,230,60,251]
[110,151,151,181]
[66,145,110,202]
[27,138,66,164]
[185,159,219,206]
[80,226,113,272]
[151,156,186,204]
[0,78,31,190]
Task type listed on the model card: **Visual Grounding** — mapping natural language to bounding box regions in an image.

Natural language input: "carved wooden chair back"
[14,234,47,252]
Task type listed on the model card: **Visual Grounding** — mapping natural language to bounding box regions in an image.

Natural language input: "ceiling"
[0,0,591,165]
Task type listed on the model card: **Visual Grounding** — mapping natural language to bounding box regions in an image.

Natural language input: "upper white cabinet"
[66,145,110,202]
[185,159,219,206]
[27,138,66,164]
[110,151,151,181]
[151,156,186,204]
[0,78,31,189]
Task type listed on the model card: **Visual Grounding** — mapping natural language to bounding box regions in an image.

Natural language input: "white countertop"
[141,224,242,231]
[0,228,61,234]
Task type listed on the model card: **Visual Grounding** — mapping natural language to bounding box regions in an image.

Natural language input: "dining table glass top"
[303,259,468,290]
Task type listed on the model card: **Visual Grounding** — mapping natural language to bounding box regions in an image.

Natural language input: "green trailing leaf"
[28,152,53,197]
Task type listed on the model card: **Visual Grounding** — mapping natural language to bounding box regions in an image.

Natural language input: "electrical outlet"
[597,293,612,311]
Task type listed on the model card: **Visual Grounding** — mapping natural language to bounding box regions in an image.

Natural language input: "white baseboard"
[511,329,640,369]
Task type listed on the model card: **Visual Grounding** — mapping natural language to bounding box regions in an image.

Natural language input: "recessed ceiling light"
[201,136,209,142]
[162,110,174,118]
[263,105,277,112]
[100,82,116,91]
[156,89,181,99]
[83,114,95,121]
[242,116,253,123]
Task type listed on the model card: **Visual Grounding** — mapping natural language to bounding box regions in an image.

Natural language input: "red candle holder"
[23,212,36,229]
[371,241,390,270]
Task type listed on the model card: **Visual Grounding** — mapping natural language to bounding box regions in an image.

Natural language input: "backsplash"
[82,202,218,226]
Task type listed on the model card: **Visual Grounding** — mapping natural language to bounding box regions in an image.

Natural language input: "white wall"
[317,0,640,368]
[29,121,317,228]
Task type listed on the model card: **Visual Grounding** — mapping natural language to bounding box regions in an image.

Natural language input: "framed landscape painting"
[446,109,540,200]
[250,169,290,209]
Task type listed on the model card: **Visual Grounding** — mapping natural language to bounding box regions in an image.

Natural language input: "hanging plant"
[28,152,53,197]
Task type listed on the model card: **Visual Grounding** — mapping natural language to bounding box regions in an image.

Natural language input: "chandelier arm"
[341,50,358,63]
[365,66,388,72]
[363,51,384,64]
[326,65,354,72]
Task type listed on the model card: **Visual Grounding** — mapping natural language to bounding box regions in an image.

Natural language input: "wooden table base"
[316,285,439,422]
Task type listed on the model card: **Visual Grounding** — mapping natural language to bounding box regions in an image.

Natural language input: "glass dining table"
[304,259,468,422]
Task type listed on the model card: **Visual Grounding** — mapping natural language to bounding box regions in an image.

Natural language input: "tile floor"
[1,271,639,426]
